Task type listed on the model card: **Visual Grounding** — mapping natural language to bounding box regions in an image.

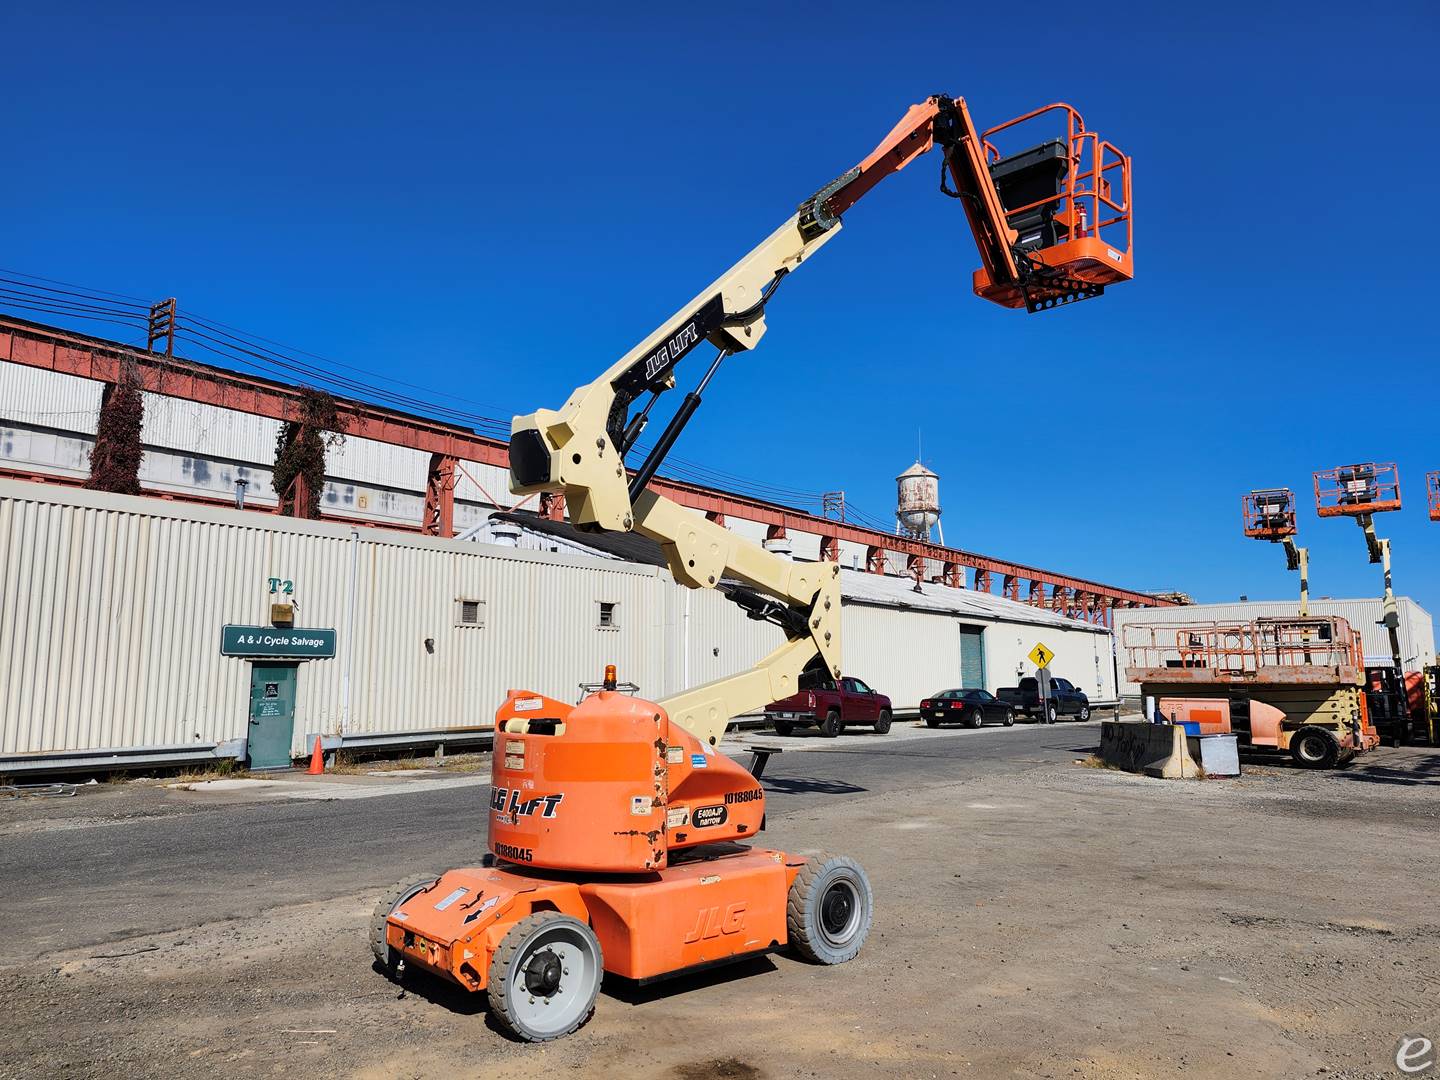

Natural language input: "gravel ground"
[2,745,1437,1079]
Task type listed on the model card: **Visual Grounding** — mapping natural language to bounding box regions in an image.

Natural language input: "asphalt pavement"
[0,719,1102,964]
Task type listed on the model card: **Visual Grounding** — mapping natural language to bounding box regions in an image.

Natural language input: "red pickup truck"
[764,672,893,737]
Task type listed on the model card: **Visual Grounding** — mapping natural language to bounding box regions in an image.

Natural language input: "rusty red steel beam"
[0,314,1169,608]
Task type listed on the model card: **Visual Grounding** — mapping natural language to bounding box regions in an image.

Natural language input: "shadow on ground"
[760,775,866,795]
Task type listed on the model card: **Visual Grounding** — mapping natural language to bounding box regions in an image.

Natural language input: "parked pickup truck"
[996,676,1091,723]
[764,672,893,737]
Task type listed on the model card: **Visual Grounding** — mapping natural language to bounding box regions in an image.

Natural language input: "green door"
[959,626,985,689]
[247,663,298,770]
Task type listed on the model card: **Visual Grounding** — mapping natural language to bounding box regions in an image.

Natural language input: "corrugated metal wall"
[846,605,964,709]
[0,479,1120,763]
[0,479,674,757]
[142,394,279,464]
[0,364,102,434]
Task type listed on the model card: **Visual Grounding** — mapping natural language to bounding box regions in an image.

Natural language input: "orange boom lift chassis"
[371,95,1135,1041]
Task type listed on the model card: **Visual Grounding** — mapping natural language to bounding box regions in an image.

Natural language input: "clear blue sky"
[4,3,1437,613]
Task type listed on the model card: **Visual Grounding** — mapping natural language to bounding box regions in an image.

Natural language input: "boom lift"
[1313,462,1420,743]
[370,95,1134,1041]
[1242,488,1309,615]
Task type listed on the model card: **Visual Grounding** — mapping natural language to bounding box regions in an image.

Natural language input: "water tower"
[896,462,942,543]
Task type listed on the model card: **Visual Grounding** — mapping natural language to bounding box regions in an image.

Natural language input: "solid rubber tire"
[487,911,602,1043]
[786,853,873,965]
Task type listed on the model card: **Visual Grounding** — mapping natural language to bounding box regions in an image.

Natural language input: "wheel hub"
[524,949,563,996]
[820,883,854,937]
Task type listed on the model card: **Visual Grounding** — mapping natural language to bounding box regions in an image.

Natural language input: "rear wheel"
[1290,727,1340,769]
[873,709,892,734]
[773,719,793,737]
[925,716,941,729]
[370,874,440,975]
[487,912,603,1043]
[786,853,873,965]
[1045,702,1058,725]
[967,708,984,729]
[819,709,842,738]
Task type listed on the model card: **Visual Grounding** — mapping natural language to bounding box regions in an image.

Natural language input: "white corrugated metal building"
[2,360,1112,580]
[1112,599,1435,696]
[0,478,1116,773]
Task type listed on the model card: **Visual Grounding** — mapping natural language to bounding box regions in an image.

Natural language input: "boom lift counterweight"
[371,94,1135,1042]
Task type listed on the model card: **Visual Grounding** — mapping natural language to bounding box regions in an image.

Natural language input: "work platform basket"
[1313,462,1401,518]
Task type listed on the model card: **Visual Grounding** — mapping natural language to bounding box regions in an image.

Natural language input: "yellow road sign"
[1028,642,1055,669]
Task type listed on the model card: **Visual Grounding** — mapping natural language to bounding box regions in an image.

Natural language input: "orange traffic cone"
[307,736,325,775]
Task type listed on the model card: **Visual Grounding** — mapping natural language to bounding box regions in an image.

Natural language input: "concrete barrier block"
[1099,721,1202,779]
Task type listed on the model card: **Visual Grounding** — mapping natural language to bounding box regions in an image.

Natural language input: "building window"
[597,601,619,629]
[455,598,486,628]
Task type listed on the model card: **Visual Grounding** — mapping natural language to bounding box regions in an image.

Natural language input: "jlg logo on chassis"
[683,903,746,943]
[490,788,563,819]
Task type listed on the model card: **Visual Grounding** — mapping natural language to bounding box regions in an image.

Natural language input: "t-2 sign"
[268,578,294,596]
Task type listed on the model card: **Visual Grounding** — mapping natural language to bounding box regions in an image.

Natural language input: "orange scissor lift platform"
[374,688,868,1041]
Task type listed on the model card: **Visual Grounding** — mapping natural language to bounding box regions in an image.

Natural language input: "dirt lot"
[2,746,1437,1080]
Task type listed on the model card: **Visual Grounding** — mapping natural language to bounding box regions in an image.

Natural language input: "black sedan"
[920,689,1015,729]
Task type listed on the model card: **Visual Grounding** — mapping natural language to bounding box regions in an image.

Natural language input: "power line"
[0,266,836,508]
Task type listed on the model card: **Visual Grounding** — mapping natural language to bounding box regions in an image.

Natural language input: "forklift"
[369,95,1135,1041]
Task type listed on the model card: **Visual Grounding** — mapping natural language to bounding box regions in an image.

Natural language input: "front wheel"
[1078,704,1091,721]
[819,709,842,738]
[787,853,873,965]
[487,911,604,1042]
[873,709,892,735]
[1002,710,1014,727]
